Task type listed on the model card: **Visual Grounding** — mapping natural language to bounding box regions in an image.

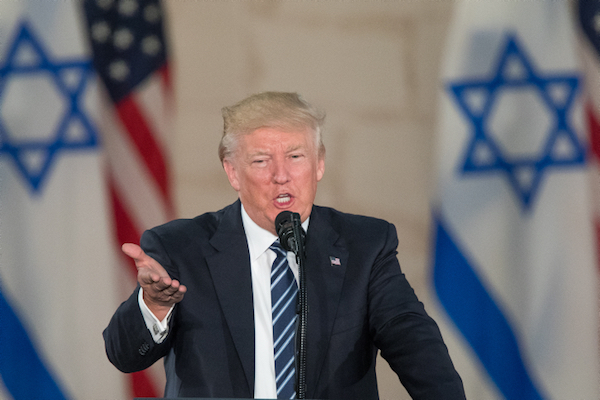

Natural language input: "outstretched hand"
[122,243,187,320]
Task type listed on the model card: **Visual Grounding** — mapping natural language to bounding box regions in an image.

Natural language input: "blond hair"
[219,92,325,163]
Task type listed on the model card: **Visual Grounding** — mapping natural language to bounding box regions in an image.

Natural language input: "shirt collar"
[241,204,310,261]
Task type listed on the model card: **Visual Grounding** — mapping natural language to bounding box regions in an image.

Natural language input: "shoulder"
[312,205,392,232]
[139,201,242,269]
[311,205,396,246]
[144,201,240,244]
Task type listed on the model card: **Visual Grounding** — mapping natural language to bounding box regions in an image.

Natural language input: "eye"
[251,158,268,166]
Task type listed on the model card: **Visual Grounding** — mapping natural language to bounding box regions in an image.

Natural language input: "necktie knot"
[270,240,287,258]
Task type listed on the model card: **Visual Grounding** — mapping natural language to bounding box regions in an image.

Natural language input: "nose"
[272,159,290,184]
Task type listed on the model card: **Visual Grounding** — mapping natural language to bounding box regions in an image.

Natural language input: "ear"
[316,155,325,182]
[223,159,241,191]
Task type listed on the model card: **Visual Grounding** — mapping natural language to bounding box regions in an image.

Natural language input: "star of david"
[0,21,98,193]
[448,34,585,210]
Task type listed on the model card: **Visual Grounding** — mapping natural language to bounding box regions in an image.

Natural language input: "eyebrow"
[285,144,304,153]
[247,144,306,158]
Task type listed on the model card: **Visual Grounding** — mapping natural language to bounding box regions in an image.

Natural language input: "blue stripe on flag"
[0,288,68,400]
[432,216,545,400]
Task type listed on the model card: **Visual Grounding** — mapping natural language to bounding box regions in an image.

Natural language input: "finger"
[122,243,147,262]
[123,243,171,279]
[137,267,162,286]
[123,243,164,276]
[147,281,187,304]
[152,276,176,291]
[158,279,185,296]
[162,285,187,303]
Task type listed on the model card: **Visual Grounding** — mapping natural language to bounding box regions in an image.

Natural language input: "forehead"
[241,127,315,150]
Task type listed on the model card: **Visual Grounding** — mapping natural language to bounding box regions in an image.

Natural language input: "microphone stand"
[290,213,308,400]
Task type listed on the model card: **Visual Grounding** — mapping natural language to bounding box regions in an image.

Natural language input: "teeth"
[276,195,291,203]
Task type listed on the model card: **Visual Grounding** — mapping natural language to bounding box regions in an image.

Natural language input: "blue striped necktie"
[270,240,298,399]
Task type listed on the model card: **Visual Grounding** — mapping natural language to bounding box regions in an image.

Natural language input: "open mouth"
[275,194,292,206]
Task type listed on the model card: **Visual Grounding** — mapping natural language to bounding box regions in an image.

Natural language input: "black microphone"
[275,211,305,253]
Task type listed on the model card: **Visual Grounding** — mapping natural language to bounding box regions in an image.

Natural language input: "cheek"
[240,172,270,196]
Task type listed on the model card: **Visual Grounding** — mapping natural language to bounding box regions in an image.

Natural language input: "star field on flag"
[448,34,585,210]
[579,0,600,55]
[83,0,167,103]
[0,22,98,193]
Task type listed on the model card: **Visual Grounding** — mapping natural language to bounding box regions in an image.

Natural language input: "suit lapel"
[304,207,349,398]
[205,201,255,395]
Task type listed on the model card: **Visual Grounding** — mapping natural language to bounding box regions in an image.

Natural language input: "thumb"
[122,242,170,283]
[121,243,146,261]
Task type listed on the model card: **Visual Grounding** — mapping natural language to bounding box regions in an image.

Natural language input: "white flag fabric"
[578,0,600,277]
[0,2,127,399]
[432,2,600,399]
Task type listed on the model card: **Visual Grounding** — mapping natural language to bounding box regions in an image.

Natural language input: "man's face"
[223,126,325,235]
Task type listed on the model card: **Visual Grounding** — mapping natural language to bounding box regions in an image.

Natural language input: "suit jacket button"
[139,342,150,355]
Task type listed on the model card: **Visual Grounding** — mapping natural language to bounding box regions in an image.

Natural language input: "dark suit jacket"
[104,200,465,399]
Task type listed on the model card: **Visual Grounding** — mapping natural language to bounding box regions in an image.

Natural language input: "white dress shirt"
[138,205,306,399]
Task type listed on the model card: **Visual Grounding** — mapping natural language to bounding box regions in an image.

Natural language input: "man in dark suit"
[104,92,465,399]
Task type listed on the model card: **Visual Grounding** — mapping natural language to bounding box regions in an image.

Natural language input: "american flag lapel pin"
[329,256,341,266]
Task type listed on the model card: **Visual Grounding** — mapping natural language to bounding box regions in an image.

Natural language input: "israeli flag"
[0,2,126,399]
[432,2,600,399]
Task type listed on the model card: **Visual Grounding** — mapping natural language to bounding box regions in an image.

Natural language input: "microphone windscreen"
[275,211,293,236]
[275,211,295,252]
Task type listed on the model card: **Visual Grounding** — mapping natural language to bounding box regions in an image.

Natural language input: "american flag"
[82,0,175,397]
[578,0,600,268]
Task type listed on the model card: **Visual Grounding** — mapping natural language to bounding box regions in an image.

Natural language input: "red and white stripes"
[102,62,174,397]
[578,28,600,268]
